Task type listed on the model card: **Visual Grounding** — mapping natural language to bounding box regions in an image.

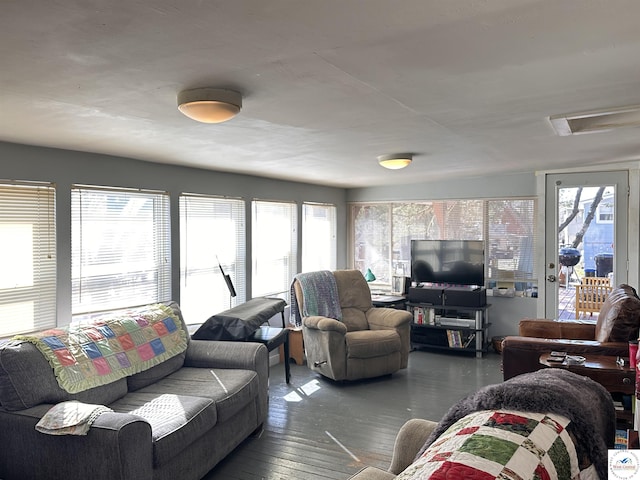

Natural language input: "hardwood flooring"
[203,349,504,480]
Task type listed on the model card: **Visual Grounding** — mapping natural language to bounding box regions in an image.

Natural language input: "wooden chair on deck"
[575,277,612,318]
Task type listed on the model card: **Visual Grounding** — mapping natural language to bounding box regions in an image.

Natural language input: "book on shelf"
[446,330,462,348]
[413,306,424,325]
[614,429,640,449]
[615,429,629,449]
[412,306,435,325]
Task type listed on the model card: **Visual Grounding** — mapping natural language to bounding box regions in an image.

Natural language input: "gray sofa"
[0,301,269,480]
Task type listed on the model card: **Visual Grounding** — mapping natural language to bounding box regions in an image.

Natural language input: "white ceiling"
[2,0,640,188]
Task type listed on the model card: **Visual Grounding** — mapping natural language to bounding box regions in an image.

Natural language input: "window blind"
[180,194,246,321]
[0,182,56,336]
[71,185,171,315]
[486,199,537,282]
[302,203,336,272]
[252,200,297,300]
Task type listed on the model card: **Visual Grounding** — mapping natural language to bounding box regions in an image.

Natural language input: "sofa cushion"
[595,284,640,342]
[346,330,401,359]
[131,366,259,424]
[109,392,217,467]
[0,340,128,411]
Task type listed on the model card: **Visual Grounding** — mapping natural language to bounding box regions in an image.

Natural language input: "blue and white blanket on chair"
[290,270,342,327]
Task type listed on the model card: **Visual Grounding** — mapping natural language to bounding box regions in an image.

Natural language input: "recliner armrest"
[366,307,412,329]
[303,316,348,334]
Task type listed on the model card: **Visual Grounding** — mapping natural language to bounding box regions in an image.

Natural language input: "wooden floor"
[202,349,504,480]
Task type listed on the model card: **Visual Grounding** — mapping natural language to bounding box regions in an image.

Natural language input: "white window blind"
[180,194,246,322]
[71,186,171,315]
[0,182,56,336]
[302,203,336,272]
[252,200,297,300]
[486,199,537,282]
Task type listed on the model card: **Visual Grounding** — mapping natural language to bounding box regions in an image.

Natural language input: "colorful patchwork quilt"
[396,410,598,480]
[15,303,188,394]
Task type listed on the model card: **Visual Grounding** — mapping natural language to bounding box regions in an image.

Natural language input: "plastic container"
[595,253,613,277]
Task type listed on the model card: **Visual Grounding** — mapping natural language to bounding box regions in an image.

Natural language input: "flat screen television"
[411,240,484,287]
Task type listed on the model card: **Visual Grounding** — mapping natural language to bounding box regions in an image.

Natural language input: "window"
[352,204,391,285]
[0,182,56,336]
[597,201,614,224]
[302,203,336,272]
[350,198,537,291]
[180,194,246,322]
[71,185,171,315]
[252,200,297,300]
[352,201,482,286]
[486,199,537,284]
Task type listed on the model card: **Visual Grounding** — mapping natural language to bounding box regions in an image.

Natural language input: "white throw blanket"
[36,400,112,436]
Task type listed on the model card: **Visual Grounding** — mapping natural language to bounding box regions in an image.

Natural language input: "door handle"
[547,275,557,282]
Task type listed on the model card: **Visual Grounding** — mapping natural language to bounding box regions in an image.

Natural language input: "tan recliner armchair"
[292,269,412,381]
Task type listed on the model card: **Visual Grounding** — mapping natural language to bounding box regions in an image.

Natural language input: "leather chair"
[502,283,640,380]
[292,269,412,381]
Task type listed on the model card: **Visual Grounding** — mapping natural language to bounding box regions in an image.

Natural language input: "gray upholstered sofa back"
[0,301,188,411]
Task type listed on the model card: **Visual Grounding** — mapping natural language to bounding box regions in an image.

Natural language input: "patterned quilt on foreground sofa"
[404,368,614,479]
[396,409,597,479]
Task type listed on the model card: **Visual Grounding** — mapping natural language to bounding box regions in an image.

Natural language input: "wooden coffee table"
[539,353,635,424]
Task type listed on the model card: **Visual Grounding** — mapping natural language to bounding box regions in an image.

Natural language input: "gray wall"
[346,171,537,202]
[0,141,348,322]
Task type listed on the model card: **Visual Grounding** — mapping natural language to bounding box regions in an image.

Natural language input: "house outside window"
[71,185,171,315]
[252,200,297,300]
[350,198,537,291]
[0,182,56,336]
[302,202,337,272]
[180,194,246,321]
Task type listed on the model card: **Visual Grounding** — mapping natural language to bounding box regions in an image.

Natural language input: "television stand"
[407,302,490,358]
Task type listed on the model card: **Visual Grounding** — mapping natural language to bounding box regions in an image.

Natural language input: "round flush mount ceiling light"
[177,88,242,123]
[377,153,413,170]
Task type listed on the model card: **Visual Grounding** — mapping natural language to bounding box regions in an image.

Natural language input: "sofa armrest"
[303,315,348,334]
[184,339,268,371]
[0,407,152,480]
[388,419,438,474]
[366,308,412,330]
[502,336,627,380]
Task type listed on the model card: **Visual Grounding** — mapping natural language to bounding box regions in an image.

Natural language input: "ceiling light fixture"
[378,153,413,170]
[549,104,640,136]
[177,88,242,123]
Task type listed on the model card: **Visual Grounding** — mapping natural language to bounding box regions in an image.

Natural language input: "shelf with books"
[407,302,490,358]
